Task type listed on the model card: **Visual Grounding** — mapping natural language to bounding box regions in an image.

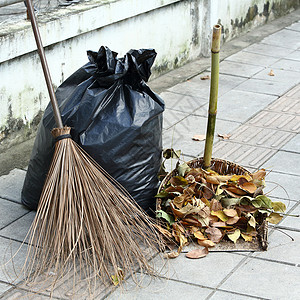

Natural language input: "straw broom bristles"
[23,126,165,291]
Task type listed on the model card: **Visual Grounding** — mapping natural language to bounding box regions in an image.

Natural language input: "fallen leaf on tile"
[200,75,210,80]
[192,134,206,141]
[218,133,231,140]
[186,247,209,259]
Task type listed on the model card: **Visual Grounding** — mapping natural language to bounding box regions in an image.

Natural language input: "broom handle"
[25,0,63,128]
[203,24,222,169]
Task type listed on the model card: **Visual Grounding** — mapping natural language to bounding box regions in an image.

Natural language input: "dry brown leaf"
[200,75,210,80]
[173,195,187,209]
[210,199,223,211]
[240,182,257,194]
[238,177,248,186]
[211,221,227,227]
[165,186,184,194]
[205,227,223,243]
[223,208,237,217]
[206,175,220,185]
[197,239,215,248]
[194,231,206,240]
[154,224,172,238]
[186,247,209,259]
[251,169,266,181]
[268,69,275,76]
[192,134,206,141]
[225,186,248,196]
[182,217,203,226]
[165,251,180,259]
[201,197,211,207]
[218,133,231,140]
[226,216,240,225]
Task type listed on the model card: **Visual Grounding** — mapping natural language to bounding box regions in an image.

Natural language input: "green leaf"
[227,229,241,244]
[170,176,189,186]
[255,195,272,209]
[111,268,124,286]
[221,197,240,207]
[272,201,286,213]
[155,191,169,198]
[241,233,253,242]
[240,196,254,206]
[163,148,181,159]
[177,162,191,177]
[211,210,229,222]
[156,210,175,225]
[258,209,271,215]
[251,199,263,208]
[266,212,283,224]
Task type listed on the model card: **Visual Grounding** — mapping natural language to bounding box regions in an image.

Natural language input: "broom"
[23,0,165,290]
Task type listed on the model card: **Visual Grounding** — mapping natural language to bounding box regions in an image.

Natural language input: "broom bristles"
[23,127,165,292]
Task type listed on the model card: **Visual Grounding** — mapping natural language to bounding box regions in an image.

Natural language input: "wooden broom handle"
[25,0,63,128]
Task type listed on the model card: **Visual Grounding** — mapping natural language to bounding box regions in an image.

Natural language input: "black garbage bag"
[21,46,164,214]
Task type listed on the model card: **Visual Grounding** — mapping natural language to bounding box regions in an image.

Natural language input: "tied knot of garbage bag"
[87,46,156,88]
[22,46,164,215]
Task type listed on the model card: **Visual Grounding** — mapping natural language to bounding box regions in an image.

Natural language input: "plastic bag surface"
[21,46,164,214]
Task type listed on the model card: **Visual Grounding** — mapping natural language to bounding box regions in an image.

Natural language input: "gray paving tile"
[162,115,240,157]
[270,58,300,72]
[221,259,300,299]
[210,290,260,299]
[160,91,207,114]
[225,51,279,67]
[235,78,298,96]
[218,61,264,78]
[168,74,247,100]
[16,271,108,300]
[264,150,300,176]
[0,211,35,243]
[266,95,300,115]
[1,288,51,299]
[0,169,26,203]
[285,84,300,98]
[286,21,300,32]
[261,29,300,50]
[279,203,300,231]
[286,50,300,61]
[265,171,300,202]
[205,90,277,123]
[253,68,300,85]
[108,275,212,300]
[163,109,189,130]
[243,43,294,58]
[282,134,300,153]
[213,141,276,168]
[246,110,300,132]
[253,229,300,265]
[150,252,244,289]
[229,125,295,149]
[0,198,30,230]
[0,282,12,296]
[0,237,28,285]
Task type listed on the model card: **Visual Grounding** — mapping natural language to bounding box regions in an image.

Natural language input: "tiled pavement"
[1,13,300,300]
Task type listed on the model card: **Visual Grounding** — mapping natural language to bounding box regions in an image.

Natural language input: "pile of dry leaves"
[156,161,286,259]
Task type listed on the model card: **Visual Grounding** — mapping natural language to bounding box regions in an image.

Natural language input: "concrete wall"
[0,0,299,145]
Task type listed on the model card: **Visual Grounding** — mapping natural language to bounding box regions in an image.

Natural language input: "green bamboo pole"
[203,24,222,169]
